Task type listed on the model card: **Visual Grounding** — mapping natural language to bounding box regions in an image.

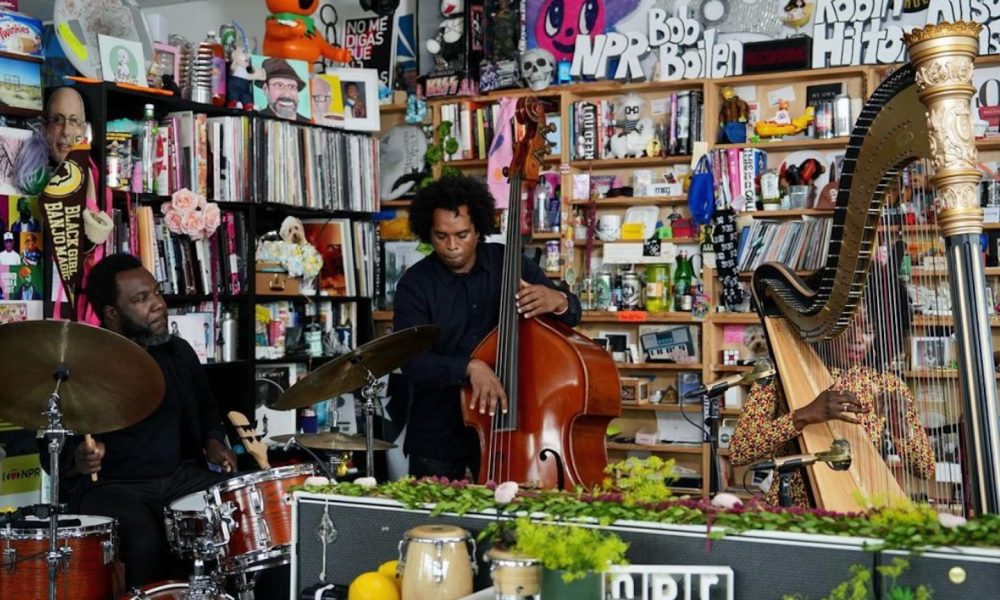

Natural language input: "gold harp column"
[905,22,1000,515]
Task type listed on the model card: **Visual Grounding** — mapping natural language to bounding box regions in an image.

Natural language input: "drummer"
[55,254,238,589]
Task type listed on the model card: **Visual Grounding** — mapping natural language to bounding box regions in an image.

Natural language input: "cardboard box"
[621,377,649,405]
[256,263,301,296]
[0,12,42,58]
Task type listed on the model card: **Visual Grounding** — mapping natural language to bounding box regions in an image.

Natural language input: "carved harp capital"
[904,22,983,237]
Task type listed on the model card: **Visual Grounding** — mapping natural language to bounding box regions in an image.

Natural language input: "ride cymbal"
[272,432,396,452]
[0,320,165,434]
[273,325,439,410]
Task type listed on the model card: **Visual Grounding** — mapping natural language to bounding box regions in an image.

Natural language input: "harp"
[752,23,1000,515]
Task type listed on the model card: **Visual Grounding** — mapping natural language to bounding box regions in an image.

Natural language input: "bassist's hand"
[517,279,569,319]
[466,359,508,416]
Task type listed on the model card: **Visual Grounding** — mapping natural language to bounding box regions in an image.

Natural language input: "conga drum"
[486,548,540,600]
[398,524,476,600]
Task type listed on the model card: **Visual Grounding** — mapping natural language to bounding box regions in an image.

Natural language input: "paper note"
[723,324,745,344]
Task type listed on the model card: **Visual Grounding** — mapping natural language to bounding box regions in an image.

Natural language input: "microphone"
[683,358,776,399]
[282,436,297,452]
[749,439,853,472]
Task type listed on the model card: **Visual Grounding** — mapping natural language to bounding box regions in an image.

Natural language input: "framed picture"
[252,54,311,122]
[98,34,146,86]
[0,128,33,193]
[911,336,952,371]
[150,42,180,88]
[310,73,345,128]
[325,67,380,132]
[0,53,42,114]
[168,312,216,364]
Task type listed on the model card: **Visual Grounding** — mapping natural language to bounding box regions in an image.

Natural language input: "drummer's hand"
[205,439,237,473]
[516,280,569,319]
[466,359,508,416]
[74,440,104,475]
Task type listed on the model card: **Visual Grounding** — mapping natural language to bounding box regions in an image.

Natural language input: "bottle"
[140,104,158,194]
[533,182,549,233]
[219,311,238,362]
[205,31,227,106]
[305,316,323,358]
[674,251,693,311]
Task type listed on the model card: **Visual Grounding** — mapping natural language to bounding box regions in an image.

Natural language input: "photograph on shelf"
[0,263,42,300]
[310,73,345,128]
[252,55,311,122]
[98,34,146,86]
[910,336,953,371]
[0,129,32,194]
[150,41,180,89]
[168,311,216,364]
[254,363,298,443]
[382,240,428,310]
[0,54,41,112]
[0,299,42,323]
[325,67,380,131]
[303,219,352,297]
[639,325,698,363]
[7,195,42,242]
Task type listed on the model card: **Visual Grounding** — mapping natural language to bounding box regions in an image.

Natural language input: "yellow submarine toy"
[754,105,815,138]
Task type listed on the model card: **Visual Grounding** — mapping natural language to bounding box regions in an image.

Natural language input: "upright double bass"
[461,97,620,490]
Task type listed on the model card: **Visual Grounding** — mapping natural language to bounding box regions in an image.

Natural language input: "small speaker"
[718,417,738,450]
[360,0,400,16]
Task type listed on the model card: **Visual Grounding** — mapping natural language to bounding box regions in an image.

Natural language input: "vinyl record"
[54,0,154,80]
[379,124,428,201]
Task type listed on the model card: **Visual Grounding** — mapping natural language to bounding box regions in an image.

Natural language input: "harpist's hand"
[466,358,508,416]
[792,386,868,431]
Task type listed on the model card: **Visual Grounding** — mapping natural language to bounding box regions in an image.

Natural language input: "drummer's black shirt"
[392,243,581,459]
[88,336,226,480]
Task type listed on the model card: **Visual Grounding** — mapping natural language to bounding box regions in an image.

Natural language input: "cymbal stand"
[186,537,227,599]
[42,365,70,600]
[360,369,386,479]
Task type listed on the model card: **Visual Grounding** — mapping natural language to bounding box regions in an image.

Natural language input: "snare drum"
[487,548,540,600]
[164,491,219,560]
[398,524,476,600]
[120,580,235,599]
[0,515,116,600]
[207,463,315,573]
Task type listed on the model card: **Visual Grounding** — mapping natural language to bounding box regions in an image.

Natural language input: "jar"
[644,264,671,312]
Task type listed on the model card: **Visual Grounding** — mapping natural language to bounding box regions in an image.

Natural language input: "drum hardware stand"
[281,437,336,481]
[40,365,71,600]
[358,367,386,479]
[232,570,258,600]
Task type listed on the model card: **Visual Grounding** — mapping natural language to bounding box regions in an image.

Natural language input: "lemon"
[349,571,399,600]
[378,559,400,583]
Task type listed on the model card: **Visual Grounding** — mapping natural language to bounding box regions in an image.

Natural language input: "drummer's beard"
[119,313,171,347]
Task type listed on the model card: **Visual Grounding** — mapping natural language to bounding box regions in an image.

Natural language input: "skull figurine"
[521,48,555,91]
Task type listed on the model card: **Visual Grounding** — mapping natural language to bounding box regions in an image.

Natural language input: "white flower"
[494,481,519,504]
[355,476,378,489]
[711,492,743,509]
[938,512,967,529]
[304,476,330,486]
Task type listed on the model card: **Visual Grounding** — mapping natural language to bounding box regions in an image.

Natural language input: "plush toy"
[263,0,351,65]
[427,0,465,70]
[608,94,655,159]
[280,215,308,245]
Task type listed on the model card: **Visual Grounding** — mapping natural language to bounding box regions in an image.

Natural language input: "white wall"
[142,0,268,49]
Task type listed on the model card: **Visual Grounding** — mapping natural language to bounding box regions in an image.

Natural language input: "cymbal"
[272,325,440,410]
[272,432,396,452]
[0,320,165,434]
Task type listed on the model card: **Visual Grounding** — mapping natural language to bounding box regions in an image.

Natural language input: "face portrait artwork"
[98,35,146,87]
[342,81,367,120]
[309,74,344,127]
[252,55,311,122]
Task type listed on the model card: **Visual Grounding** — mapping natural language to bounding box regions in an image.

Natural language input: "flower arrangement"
[160,188,221,241]
[507,517,628,583]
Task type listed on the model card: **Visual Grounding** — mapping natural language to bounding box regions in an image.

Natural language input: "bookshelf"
[373,59,1000,499]
[76,82,378,462]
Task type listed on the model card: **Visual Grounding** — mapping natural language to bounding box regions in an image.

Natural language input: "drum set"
[0,321,438,600]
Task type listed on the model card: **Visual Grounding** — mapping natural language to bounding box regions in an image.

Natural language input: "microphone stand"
[776,462,801,508]
[701,389,723,495]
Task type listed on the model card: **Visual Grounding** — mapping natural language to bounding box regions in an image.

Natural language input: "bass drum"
[120,580,235,599]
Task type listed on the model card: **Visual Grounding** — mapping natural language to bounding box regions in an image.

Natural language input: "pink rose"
[202,203,222,237]
[164,209,184,235]
[160,201,173,217]
[711,492,743,510]
[180,210,206,240]
[170,188,199,215]
[938,512,967,529]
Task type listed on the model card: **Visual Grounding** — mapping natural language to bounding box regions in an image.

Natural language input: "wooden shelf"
[607,442,703,454]
[977,138,1000,152]
[442,158,488,168]
[615,362,703,371]
[570,156,691,169]
[714,136,850,152]
[712,364,754,373]
[708,313,758,324]
[530,231,562,240]
[742,208,835,218]
[380,200,412,208]
[379,102,407,114]
[570,195,688,207]
[707,64,870,87]
[373,310,393,321]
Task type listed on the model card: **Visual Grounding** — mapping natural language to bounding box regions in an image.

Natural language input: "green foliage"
[604,456,677,506]
[420,121,461,187]
[781,558,931,600]
[510,517,628,582]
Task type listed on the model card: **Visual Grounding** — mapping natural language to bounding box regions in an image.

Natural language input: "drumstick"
[84,434,98,482]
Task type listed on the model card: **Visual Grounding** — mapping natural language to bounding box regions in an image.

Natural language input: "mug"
[597,214,622,241]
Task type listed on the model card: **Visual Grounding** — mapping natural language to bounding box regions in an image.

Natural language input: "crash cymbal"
[0,320,165,434]
[272,325,440,410]
[272,432,396,452]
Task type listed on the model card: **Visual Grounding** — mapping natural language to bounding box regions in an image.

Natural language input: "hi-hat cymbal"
[272,325,440,410]
[272,432,396,452]
[0,320,165,434]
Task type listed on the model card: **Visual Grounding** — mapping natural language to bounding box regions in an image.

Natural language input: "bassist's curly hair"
[409,175,498,243]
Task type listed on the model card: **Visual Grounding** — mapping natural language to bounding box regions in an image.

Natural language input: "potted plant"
[505,517,628,600]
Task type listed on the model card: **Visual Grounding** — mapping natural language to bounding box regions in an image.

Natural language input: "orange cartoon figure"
[263,0,351,65]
